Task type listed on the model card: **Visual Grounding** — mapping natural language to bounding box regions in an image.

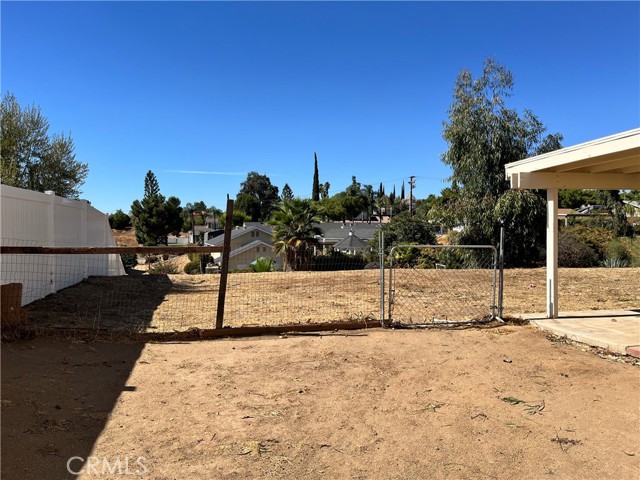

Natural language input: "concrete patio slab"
[522,309,640,358]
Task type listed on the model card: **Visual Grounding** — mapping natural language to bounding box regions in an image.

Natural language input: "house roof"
[558,208,578,216]
[505,128,640,190]
[212,239,273,263]
[205,224,273,246]
[575,204,607,215]
[333,233,368,250]
[314,223,381,242]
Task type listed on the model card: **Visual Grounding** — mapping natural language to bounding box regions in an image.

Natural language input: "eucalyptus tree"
[1,92,88,198]
[441,58,562,265]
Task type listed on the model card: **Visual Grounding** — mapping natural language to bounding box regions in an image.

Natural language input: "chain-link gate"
[387,245,498,326]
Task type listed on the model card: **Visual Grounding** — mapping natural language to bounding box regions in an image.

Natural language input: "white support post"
[45,191,57,295]
[546,188,559,318]
[81,201,88,279]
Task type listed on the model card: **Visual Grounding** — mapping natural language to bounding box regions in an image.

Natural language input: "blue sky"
[2,1,639,215]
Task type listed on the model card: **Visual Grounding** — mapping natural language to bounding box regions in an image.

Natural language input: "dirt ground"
[24,267,640,333]
[2,326,638,479]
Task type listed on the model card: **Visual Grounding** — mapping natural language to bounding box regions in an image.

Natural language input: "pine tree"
[144,171,160,198]
[311,152,320,201]
[282,183,294,201]
[131,170,183,245]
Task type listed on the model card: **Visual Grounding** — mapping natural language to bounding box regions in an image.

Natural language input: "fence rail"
[0,246,223,255]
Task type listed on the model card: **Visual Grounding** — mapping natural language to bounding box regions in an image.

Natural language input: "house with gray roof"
[205,223,281,270]
[332,231,370,255]
[202,221,380,270]
[313,222,380,253]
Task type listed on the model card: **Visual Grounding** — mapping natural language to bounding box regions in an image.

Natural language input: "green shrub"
[604,239,632,267]
[603,257,629,268]
[109,209,132,229]
[312,251,367,271]
[560,225,614,261]
[183,261,201,274]
[416,247,486,269]
[144,255,159,264]
[558,235,599,267]
[250,257,275,272]
[120,253,138,269]
[617,237,640,267]
[148,262,178,274]
[187,252,212,263]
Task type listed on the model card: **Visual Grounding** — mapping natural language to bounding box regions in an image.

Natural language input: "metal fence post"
[498,226,505,319]
[379,231,385,326]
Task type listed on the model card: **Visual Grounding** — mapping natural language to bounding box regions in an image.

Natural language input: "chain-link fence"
[388,245,498,326]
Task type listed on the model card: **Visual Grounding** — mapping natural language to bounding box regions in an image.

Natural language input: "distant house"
[205,224,282,271]
[188,226,223,244]
[332,231,369,255]
[558,208,579,226]
[202,221,381,270]
[313,222,381,254]
[205,216,221,230]
[575,204,607,215]
[623,200,640,217]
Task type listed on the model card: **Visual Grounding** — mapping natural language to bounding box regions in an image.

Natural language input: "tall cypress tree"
[401,181,405,200]
[312,152,320,201]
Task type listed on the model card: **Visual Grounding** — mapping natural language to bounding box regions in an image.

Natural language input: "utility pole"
[408,176,416,216]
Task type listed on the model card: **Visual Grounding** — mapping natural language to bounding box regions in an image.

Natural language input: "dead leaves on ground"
[500,396,545,415]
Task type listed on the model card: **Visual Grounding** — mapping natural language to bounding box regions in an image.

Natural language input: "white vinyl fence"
[1,185,125,305]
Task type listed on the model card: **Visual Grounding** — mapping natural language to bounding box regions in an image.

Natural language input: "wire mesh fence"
[0,244,221,336]
[1,238,125,306]
[1,242,383,337]
[223,246,382,327]
[388,245,498,325]
[2,237,501,338]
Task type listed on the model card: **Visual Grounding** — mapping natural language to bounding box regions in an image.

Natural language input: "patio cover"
[505,128,640,318]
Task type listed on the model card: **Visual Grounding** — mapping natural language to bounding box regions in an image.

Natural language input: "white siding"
[1,185,125,305]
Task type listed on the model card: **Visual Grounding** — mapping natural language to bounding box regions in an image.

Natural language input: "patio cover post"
[546,188,559,318]
[505,129,640,320]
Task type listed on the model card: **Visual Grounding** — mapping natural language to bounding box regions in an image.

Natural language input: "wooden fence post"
[215,198,234,329]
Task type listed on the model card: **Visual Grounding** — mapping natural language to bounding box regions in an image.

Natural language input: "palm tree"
[374,194,387,223]
[268,198,322,271]
[207,206,224,229]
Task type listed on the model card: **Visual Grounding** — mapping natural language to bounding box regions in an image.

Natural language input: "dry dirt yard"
[2,326,639,480]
